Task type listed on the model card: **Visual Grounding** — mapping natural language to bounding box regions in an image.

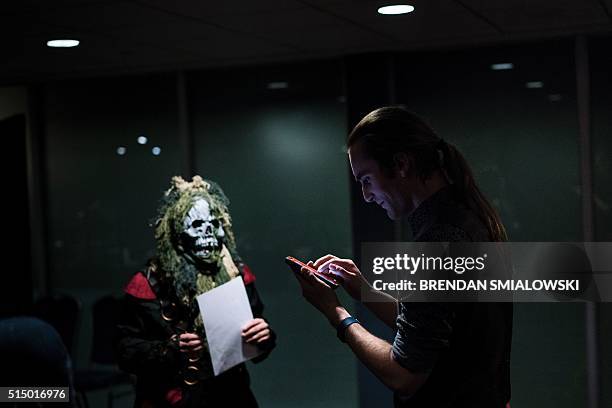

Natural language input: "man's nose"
[361,185,374,203]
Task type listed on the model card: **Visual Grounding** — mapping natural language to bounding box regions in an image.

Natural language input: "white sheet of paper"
[196,277,262,376]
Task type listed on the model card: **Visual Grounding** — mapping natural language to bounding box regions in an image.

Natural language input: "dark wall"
[394,39,585,408]
[590,35,612,408]
[0,114,31,317]
[44,74,182,291]
[43,73,184,370]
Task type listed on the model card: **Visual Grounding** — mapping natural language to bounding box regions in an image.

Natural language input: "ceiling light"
[491,63,514,71]
[526,81,544,89]
[116,147,127,156]
[152,147,161,156]
[47,39,80,48]
[267,81,288,90]
[137,136,148,145]
[377,5,415,15]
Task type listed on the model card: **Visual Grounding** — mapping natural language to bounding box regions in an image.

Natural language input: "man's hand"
[294,257,428,395]
[241,318,271,345]
[314,253,398,328]
[178,332,204,360]
[314,254,366,301]
[293,261,348,326]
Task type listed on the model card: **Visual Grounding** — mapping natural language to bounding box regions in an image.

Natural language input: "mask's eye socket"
[211,219,221,229]
[192,220,204,228]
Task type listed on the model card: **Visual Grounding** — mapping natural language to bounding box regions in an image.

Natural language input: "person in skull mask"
[116,175,275,408]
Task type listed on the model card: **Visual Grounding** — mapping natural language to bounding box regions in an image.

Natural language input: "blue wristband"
[337,316,360,343]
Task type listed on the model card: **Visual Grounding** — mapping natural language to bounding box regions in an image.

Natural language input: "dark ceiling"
[2,0,611,83]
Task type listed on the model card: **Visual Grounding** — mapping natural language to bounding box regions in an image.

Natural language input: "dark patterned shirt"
[391,187,512,408]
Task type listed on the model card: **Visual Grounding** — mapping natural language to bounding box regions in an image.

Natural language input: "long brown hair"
[348,106,507,242]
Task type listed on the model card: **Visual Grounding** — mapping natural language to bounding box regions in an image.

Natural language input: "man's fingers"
[296,270,318,288]
[313,254,338,269]
[299,266,317,282]
[179,343,200,349]
[180,337,201,344]
[292,266,315,290]
[329,263,357,277]
[332,258,357,269]
[179,339,202,349]
[257,335,271,344]
[245,329,271,343]
[179,333,199,341]
[242,318,264,332]
[296,269,331,292]
[245,329,270,343]
[317,257,354,273]
[305,266,337,289]
[321,258,357,274]
[242,321,268,337]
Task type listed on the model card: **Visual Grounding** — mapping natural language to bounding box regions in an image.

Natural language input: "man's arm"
[361,286,399,329]
[294,266,429,395]
[328,306,428,394]
[313,256,398,328]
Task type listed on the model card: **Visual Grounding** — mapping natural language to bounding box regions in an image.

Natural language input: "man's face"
[181,198,225,263]
[348,141,412,220]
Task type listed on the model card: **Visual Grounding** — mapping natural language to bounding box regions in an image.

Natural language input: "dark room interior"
[1,1,611,407]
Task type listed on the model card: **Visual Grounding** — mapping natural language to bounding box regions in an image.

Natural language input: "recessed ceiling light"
[377,5,415,15]
[47,39,80,48]
[137,136,148,145]
[267,81,288,90]
[491,63,514,71]
[526,81,544,89]
[116,146,127,156]
[152,147,161,156]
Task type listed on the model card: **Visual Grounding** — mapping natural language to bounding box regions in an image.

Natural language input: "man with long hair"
[294,107,512,407]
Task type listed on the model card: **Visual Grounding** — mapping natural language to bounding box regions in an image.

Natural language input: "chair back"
[0,317,74,389]
[91,295,121,365]
[33,294,80,355]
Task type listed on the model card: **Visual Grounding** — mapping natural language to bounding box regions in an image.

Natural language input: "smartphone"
[285,256,340,289]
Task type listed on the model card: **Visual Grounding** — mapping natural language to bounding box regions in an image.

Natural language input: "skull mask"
[180,198,225,264]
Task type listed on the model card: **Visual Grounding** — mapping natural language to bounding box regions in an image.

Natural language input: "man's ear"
[393,152,413,178]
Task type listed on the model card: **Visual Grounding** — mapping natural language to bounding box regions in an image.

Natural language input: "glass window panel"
[590,34,612,408]
[44,74,182,291]
[188,61,356,408]
[396,40,585,408]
